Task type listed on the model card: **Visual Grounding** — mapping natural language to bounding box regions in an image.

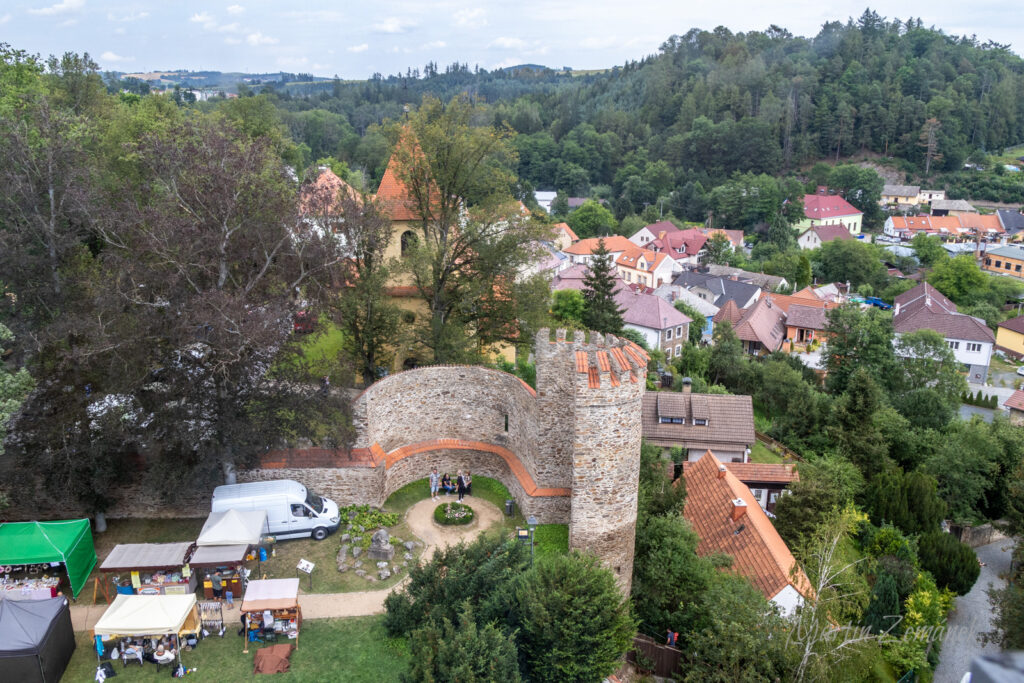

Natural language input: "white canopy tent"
[196,509,268,547]
[93,594,198,637]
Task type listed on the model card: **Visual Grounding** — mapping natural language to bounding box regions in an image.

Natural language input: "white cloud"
[424,40,446,49]
[226,4,244,14]
[579,36,620,49]
[224,36,241,45]
[190,12,217,29]
[281,10,342,21]
[490,36,527,49]
[217,22,242,33]
[100,50,133,63]
[59,18,77,26]
[372,17,414,33]
[28,0,84,16]
[347,43,369,53]
[454,8,486,28]
[108,10,148,22]
[0,14,10,25]
[245,31,278,46]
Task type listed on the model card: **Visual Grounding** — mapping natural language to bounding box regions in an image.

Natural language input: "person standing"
[464,470,472,496]
[429,468,440,501]
[456,470,466,502]
[210,571,223,601]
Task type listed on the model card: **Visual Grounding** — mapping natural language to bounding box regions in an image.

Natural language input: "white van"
[211,480,341,541]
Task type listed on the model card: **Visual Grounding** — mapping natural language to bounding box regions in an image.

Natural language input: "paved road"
[933,539,1014,683]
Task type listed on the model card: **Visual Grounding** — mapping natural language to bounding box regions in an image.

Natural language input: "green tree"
[927,255,988,305]
[0,323,34,459]
[813,239,888,291]
[703,232,733,265]
[515,553,636,683]
[863,573,901,634]
[581,239,624,334]
[403,607,521,683]
[892,328,967,421]
[394,96,552,363]
[708,322,746,388]
[910,233,947,267]
[673,301,705,344]
[566,199,617,238]
[551,289,585,326]
[823,305,895,394]
[917,532,980,596]
[550,191,569,218]
[772,475,844,549]
[832,369,889,475]
[925,418,1000,521]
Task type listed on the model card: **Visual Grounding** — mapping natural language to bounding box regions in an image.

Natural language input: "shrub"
[917,532,980,595]
[434,502,475,526]
[402,606,521,683]
[339,504,399,529]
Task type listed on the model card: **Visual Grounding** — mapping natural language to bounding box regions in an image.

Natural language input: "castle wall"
[533,329,577,489]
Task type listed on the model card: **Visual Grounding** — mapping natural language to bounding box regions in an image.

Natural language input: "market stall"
[0,597,76,683]
[240,578,301,653]
[93,594,201,669]
[0,520,97,599]
[193,510,267,601]
[99,543,196,601]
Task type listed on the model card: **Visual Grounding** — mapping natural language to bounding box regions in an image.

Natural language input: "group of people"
[118,636,177,666]
[429,468,472,502]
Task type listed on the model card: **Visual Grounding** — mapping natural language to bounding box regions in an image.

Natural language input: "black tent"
[0,598,76,683]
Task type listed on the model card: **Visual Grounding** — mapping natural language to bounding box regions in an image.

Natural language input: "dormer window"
[659,417,684,424]
[694,418,708,426]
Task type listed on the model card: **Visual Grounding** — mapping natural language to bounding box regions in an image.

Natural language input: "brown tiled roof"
[895,282,955,312]
[733,297,787,350]
[786,304,828,331]
[811,223,854,243]
[713,299,743,325]
[998,316,1024,335]
[1005,390,1024,412]
[893,283,993,343]
[641,392,754,451]
[682,451,813,602]
[681,461,800,485]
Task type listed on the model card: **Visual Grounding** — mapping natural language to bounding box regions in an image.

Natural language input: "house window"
[948,341,960,350]
[675,344,682,356]
[675,326,682,337]
[996,260,1003,268]
[1007,262,1014,271]
[985,258,992,266]
[665,329,672,340]
[967,342,982,353]
[659,417,684,424]
[750,489,765,502]
[694,418,708,426]
[1017,265,1022,273]
[665,347,672,359]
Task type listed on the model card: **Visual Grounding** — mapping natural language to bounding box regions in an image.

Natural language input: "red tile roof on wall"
[552,222,579,242]
[803,193,862,219]
[811,223,854,243]
[682,451,813,602]
[733,297,787,351]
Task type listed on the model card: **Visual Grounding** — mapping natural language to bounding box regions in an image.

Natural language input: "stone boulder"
[352,546,362,558]
[378,569,391,580]
[336,545,349,570]
[403,541,416,551]
[367,528,395,561]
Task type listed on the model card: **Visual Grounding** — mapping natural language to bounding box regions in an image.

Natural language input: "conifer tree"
[582,239,623,334]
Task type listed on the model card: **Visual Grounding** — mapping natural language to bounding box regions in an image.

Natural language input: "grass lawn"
[64,616,409,682]
[385,476,527,532]
[749,441,783,464]
[534,524,569,558]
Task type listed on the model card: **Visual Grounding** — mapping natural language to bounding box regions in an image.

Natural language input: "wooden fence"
[626,633,681,679]
[755,431,803,462]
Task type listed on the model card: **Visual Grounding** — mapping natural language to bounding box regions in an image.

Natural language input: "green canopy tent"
[0,520,97,598]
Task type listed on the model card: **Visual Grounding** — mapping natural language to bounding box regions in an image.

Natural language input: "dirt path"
[70,496,504,629]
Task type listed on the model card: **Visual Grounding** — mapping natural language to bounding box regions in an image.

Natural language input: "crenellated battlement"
[534,327,649,391]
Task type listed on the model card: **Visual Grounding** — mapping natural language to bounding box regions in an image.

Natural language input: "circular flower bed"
[434,502,475,526]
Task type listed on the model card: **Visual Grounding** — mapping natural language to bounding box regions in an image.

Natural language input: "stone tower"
[534,328,647,594]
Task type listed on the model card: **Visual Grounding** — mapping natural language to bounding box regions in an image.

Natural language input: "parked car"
[211,480,340,541]
[1016,365,1024,377]
[863,297,893,310]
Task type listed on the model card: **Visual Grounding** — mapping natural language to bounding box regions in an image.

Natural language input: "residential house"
[681,461,800,513]
[733,296,788,355]
[997,210,1024,239]
[881,184,921,206]
[931,199,975,216]
[533,190,556,214]
[681,451,813,616]
[713,299,744,328]
[672,271,762,309]
[785,304,829,347]
[647,228,708,266]
[1004,390,1024,426]
[654,284,718,340]
[703,265,788,291]
[917,189,946,204]
[629,220,679,247]
[701,228,745,251]
[641,386,754,462]
[995,316,1024,359]
[562,235,634,266]
[893,282,994,382]
[883,214,1001,241]
[549,222,579,251]
[615,289,690,358]
[983,245,1024,280]
[796,189,863,234]
[797,223,855,250]
[615,246,676,289]
[957,213,1004,237]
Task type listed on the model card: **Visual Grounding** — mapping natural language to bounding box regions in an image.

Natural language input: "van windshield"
[305,491,324,514]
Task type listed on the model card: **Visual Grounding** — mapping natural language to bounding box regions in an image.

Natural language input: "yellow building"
[996,316,1024,359]
[880,184,920,206]
[983,245,1024,280]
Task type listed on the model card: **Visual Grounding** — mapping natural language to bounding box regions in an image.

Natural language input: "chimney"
[682,377,692,393]
[730,498,748,521]
[717,463,727,479]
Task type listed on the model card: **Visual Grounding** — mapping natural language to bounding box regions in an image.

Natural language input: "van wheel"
[312,527,328,541]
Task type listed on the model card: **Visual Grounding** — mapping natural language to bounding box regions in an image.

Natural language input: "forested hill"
[255,10,1024,210]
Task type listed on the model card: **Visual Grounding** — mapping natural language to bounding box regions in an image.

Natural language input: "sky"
[2,0,1021,79]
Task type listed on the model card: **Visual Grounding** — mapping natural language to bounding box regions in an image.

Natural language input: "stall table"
[0,520,96,599]
[99,543,196,602]
[188,545,247,600]
[240,579,301,653]
[92,594,201,670]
